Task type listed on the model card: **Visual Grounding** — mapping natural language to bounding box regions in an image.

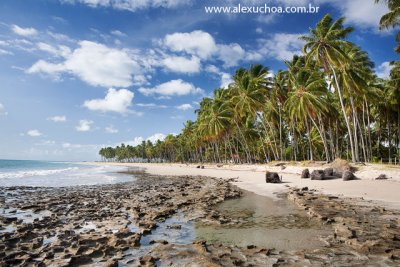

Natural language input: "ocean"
[0,159,134,187]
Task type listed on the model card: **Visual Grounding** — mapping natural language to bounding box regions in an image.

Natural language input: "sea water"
[0,159,134,187]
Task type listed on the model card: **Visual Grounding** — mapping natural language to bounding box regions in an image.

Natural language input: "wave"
[0,167,79,179]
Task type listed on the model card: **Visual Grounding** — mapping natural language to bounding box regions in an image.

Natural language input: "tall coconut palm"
[301,14,357,162]
[285,68,330,160]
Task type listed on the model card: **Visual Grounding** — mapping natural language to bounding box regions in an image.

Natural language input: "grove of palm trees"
[100,11,400,165]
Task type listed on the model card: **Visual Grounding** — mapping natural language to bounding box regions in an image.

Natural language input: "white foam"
[0,167,79,179]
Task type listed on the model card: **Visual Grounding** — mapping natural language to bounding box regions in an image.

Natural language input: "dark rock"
[167,224,181,230]
[342,171,355,181]
[311,170,325,180]
[324,168,334,177]
[265,171,281,183]
[103,259,118,267]
[200,166,205,169]
[301,169,310,179]
[376,174,388,180]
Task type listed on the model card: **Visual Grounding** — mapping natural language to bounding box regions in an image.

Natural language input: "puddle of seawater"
[120,212,195,266]
[195,190,330,251]
[0,207,52,224]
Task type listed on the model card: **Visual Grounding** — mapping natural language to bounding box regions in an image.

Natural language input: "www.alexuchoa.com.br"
[204,3,320,14]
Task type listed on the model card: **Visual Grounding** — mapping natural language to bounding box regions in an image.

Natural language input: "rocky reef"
[1,171,399,266]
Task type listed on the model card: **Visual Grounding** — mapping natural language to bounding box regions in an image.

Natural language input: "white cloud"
[0,49,13,56]
[205,65,233,89]
[0,103,8,116]
[217,43,246,67]
[28,41,142,87]
[83,88,134,114]
[146,133,166,143]
[37,42,71,57]
[220,73,233,89]
[105,126,119,133]
[11,25,38,36]
[27,129,42,137]
[76,120,93,132]
[110,30,126,37]
[376,62,393,79]
[63,0,190,11]
[257,33,305,61]
[319,0,389,30]
[47,115,67,122]
[139,79,204,96]
[162,56,201,73]
[176,103,193,110]
[163,30,217,59]
[136,103,167,108]
[256,27,263,33]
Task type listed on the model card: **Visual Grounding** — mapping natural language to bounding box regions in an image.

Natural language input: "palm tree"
[285,68,330,160]
[375,0,400,52]
[301,14,358,162]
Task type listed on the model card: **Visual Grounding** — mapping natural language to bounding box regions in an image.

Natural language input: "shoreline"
[87,161,400,210]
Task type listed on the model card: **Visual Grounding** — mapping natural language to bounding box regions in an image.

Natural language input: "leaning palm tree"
[301,14,357,162]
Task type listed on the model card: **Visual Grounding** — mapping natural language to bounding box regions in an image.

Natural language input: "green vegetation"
[99,13,400,164]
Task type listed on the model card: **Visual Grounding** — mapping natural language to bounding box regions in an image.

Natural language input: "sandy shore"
[88,162,400,210]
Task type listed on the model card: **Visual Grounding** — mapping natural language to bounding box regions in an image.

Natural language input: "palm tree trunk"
[329,63,356,162]
[234,121,251,163]
[305,118,313,161]
[309,114,330,161]
[257,113,279,160]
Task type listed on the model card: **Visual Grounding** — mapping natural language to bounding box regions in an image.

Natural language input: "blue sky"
[0,0,398,161]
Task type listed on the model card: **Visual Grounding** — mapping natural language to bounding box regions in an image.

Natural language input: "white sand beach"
[89,162,400,210]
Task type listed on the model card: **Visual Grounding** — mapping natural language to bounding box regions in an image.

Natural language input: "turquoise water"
[0,159,134,187]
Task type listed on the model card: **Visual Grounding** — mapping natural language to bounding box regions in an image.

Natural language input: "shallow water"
[121,190,329,265]
[195,191,329,250]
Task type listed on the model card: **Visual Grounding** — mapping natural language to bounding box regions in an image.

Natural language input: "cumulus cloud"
[105,125,119,133]
[220,73,233,89]
[0,103,8,116]
[205,65,233,89]
[318,0,389,30]
[176,103,193,110]
[257,33,305,61]
[161,30,257,68]
[11,25,38,36]
[146,133,166,143]
[139,79,204,96]
[62,0,190,11]
[376,62,393,79]
[83,88,134,114]
[217,43,246,68]
[47,115,66,122]
[27,129,42,137]
[76,120,93,132]
[163,30,217,59]
[162,56,201,73]
[28,41,142,87]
